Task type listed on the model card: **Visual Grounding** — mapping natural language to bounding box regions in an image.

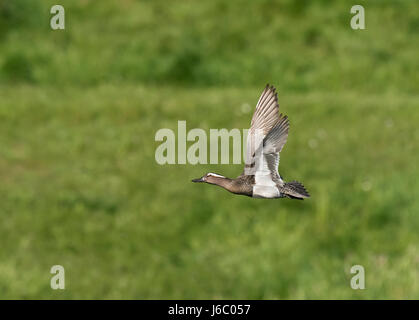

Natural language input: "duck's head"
[192,173,226,184]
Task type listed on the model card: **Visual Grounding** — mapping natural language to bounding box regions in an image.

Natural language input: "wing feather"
[244,85,280,171]
[263,114,289,155]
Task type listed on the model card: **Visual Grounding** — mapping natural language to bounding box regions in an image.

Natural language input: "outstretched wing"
[263,114,289,155]
[261,114,289,183]
[244,84,280,171]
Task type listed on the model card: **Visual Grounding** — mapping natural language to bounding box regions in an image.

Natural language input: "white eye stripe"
[207,173,225,178]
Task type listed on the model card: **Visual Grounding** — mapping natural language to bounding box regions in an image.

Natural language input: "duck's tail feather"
[283,181,310,200]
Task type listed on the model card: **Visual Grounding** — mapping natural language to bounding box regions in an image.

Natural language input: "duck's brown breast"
[229,175,255,196]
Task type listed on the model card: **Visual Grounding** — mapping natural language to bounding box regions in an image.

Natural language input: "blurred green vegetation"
[1,0,418,91]
[0,0,418,299]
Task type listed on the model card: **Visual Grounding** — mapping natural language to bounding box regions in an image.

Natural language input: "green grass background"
[0,0,418,299]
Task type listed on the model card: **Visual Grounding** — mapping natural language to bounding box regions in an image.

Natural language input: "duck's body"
[193,172,309,199]
[192,84,310,200]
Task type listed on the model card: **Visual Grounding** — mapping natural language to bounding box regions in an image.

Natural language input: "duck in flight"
[192,84,310,200]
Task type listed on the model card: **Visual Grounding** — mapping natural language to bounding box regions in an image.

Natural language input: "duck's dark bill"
[192,177,204,182]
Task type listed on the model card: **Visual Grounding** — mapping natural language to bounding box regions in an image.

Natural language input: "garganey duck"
[192,84,310,200]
